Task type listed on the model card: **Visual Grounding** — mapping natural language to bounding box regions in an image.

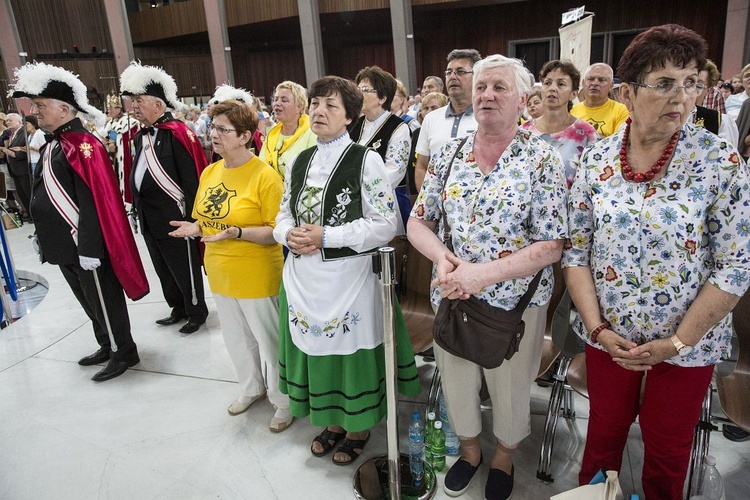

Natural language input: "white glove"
[79,256,101,271]
[29,234,41,261]
[128,212,138,233]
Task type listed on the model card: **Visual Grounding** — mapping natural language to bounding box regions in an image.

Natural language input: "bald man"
[571,63,629,137]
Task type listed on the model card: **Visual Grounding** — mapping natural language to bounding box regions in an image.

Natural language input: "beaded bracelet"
[589,320,611,344]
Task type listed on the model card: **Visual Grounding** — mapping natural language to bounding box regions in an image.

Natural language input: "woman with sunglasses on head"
[564,25,750,499]
[168,99,292,433]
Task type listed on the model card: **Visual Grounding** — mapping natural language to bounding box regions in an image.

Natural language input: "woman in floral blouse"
[273,76,420,466]
[521,59,598,188]
[564,24,750,499]
[409,54,568,500]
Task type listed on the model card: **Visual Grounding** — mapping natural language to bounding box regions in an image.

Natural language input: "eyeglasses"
[358,87,378,94]
[207,123,237,135]
[445,69,473,78]
[629,80,707,97]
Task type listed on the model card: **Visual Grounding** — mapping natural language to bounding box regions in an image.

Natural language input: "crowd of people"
[4,22,750,500]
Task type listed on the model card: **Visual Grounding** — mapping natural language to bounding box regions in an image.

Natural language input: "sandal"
[311,428,346,457]
[332,432,371,466]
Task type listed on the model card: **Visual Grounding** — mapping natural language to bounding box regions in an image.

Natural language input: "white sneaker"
[227,393,266,416]
[269,407,294,433]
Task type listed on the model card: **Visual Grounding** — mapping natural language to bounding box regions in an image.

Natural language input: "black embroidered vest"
[693,106,720,135]
[288,142,374,261]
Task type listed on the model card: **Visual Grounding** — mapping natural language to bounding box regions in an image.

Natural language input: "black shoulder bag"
[432,137,542,369]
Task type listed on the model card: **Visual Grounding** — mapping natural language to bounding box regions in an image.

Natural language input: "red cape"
[154,120,208,179]
[121,123,139,204]
[60,131,150,300]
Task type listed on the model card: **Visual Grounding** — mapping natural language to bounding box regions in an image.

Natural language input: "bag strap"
[440,136,469,252]
[511,270,543,313]
[438,134,544,312]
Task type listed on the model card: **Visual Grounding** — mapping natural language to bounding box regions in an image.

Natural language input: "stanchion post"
[377,247,400,499]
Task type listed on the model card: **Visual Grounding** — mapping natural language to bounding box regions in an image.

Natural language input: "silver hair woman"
[408,54,568,500]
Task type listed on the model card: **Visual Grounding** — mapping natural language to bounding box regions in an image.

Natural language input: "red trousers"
[579,344,714,499]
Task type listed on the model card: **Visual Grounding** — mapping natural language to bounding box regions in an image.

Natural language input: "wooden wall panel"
[10,0,111,55]
[129,0,207,43]
[224,0,297,26]
[231,48,306,100]
[413,0,727,83]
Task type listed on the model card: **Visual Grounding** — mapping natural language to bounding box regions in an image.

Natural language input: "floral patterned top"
[563,122,750,367]
[521,118,598,189]
[411,130,569,310]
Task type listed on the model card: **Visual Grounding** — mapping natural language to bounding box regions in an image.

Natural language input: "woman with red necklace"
[564,24,750,499]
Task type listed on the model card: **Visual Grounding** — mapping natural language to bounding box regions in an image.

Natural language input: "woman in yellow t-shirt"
[169,100,291,432]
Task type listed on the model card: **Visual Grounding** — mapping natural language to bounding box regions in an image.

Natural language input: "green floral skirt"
[278,283,421,432]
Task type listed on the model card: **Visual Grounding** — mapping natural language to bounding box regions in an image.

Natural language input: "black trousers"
[9,169,32,215]
[59,259,138,362]
[143,230,207,323]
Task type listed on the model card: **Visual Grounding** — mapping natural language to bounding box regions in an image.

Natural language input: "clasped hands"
[597,329,678,372]
[286,224,323,255]
[433,253,488,300]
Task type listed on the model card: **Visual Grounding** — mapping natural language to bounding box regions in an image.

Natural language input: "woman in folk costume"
[274,76,420,465]
[260,81,317,179]
[207,85,264,158]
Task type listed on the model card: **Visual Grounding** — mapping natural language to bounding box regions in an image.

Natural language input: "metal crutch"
[353,247,436,500]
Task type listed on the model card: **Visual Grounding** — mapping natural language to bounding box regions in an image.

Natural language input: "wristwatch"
[670,335,694,356]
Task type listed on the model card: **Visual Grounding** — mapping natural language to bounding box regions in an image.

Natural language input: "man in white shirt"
[414,49,480,190]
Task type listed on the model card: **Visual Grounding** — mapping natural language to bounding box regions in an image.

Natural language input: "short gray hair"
[473,54,532,98]
[583,62,614,81]
[447,49,481,66]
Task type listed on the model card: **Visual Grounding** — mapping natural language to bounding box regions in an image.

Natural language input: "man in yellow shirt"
[571,63,629,137]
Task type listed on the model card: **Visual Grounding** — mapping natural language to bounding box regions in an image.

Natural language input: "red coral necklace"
[620,117,679,183]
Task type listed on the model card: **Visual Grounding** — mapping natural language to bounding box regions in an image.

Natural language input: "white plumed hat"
[119,61,180,109]
[209,84,254,106]
[11,62,105,127]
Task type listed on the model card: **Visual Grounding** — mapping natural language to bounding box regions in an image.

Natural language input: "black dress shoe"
[155,314,186,326]
[179,320,203,334]
[91,356,140,382]
[723,424,750,442]
[78,347,110,366]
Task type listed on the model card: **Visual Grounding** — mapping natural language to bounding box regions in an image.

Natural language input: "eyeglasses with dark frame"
[358,86,379,94]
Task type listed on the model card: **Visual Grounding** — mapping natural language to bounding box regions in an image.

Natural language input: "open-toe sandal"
[311,428,346,457]
[332,432,370,466]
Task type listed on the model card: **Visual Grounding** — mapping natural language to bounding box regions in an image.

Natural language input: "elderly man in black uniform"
[12,62,149,382]
[120,62,208,334]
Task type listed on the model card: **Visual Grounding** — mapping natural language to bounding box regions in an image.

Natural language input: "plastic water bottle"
[408,411,425,484]
[697,455,725,500]
[439,393,460,456]
[432,420,446,472]
[425,411,437,464]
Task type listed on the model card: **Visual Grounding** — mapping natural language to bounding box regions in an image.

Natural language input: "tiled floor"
[1,223,748,499]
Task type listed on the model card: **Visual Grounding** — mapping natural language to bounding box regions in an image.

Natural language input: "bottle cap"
[412,411,420,419]
[427,412,436,420]
[435,421,443,429]
[704,455,716,466]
